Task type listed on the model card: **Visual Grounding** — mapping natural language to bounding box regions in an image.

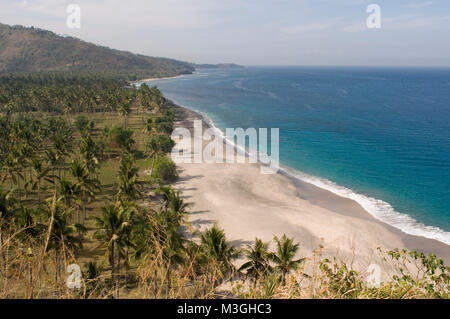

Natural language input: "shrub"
[147,134,175,154]
[74,115,90,133]
[110,125,135,151]
[151,156,177,182]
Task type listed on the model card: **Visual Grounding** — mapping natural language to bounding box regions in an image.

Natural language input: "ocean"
[146,66,450,245]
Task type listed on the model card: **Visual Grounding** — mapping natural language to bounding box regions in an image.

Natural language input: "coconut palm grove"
[0,72,311,298]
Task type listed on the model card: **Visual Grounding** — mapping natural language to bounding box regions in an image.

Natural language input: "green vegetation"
[0,23,194,80]
[0,73,194,298]
[151,157,177,183]
[0,73,448,299]
[234,245,449,299]
[0,72,156,114]
[192,63,244,69]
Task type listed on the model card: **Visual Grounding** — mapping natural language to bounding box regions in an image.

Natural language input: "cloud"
[402,1,435,9]
[281,18,341,34]
[341,22,367,33]
[13,0,68,17]
[1,0,450,66]
[384,14,450,30]
[282,22,332,34]
[341,13,450,32]
[5,0,227,30]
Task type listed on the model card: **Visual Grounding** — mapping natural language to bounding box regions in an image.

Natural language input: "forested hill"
[191,63,244,69]
[0,23,194,80]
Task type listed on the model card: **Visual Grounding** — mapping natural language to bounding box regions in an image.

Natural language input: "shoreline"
[133,74,188,85]
[168,98,450,245]
[169,101,450,265]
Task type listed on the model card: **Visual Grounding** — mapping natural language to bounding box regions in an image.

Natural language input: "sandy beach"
[133,75,186,85]
[171,104,450,274]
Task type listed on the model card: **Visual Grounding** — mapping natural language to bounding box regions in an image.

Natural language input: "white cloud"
[384,14,450,30]
[281,18,341,34]
[1,0,450,66]
[402,1,435,9]
[341,22,367,33]
[4,0,227,30]
[13,0,68,17]
[341,13,450,32]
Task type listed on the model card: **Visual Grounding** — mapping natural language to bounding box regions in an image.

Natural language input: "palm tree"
[14,206,44,296]
[269,235,305,282]
[70,160,99,224]
[113,126,135,153]
[115,201,136,291]
[0,187,15,278]
[149,86,164,113]
[152,206,186,296]
[118,100,132,128]
[51,130,72,179]
[2,103,16,115]
[199,225,240,282]
[57,179,78,209]
[156,186,189,228]
[44,149,59,191]
[79,133,100,177]
[13,135,35,201]
[15,205,44,240]
[94,203,133,298]
[144,117,156,135]
[239,238,272,284]
[29,158,51,203]
[145,134,173,173]
[167,192,189,229]
[44,203,85,282]
[2,153,23,203]
[117,153,140,202]
[17,119,40,196]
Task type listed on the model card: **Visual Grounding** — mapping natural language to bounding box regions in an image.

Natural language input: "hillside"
[0,23,194,80]
[191,63,244,69]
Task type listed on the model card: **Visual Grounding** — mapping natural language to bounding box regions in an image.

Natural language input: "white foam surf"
[280,167,450,246]
[171,99,450,246]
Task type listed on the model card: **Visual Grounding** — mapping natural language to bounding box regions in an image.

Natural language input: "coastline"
[169,101,450,267]
[133,74,187,85]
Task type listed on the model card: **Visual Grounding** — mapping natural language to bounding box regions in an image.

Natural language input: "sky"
[1,0,450,66]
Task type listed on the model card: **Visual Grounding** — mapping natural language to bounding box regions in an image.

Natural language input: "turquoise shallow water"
[146,66,450,245]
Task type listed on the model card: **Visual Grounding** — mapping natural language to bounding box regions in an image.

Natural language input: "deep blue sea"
[146,67,450,245]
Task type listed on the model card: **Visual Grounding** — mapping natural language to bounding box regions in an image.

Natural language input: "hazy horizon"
[1,0,450,67]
